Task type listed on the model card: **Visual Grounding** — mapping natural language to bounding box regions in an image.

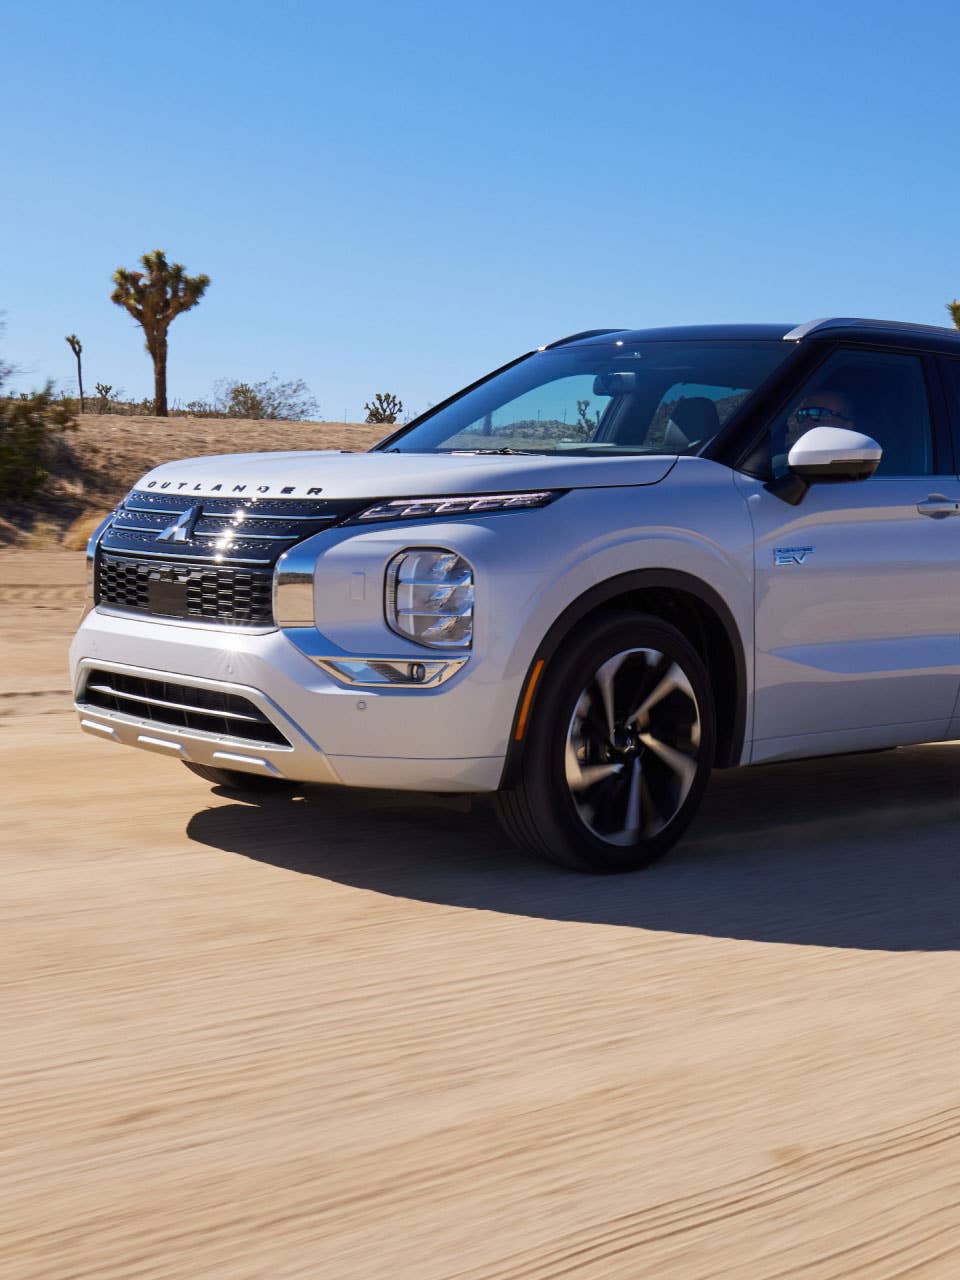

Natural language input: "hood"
[134,449,677,499]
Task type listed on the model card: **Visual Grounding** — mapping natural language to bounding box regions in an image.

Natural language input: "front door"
[740,347,960,762]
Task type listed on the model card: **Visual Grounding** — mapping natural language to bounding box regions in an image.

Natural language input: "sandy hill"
[73,412,386,495]
[2,414,387,547]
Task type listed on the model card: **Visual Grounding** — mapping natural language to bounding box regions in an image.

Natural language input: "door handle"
[917,495,960,519]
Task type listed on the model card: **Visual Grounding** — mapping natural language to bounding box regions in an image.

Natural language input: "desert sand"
[3,547,960,1279]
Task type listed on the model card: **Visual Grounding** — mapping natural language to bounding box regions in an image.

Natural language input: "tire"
[182,761,297,793]
[495,612,716,873]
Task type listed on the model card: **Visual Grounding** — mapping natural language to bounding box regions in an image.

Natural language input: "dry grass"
[0,517,25,547]
[62,510,114,551]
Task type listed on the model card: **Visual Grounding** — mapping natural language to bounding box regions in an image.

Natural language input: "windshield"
[384,341,791,456]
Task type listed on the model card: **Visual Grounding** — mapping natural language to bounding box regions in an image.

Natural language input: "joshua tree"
[364,391,403,424]
[949,300,960,330]
[111,250,210,416]
[65,334,84,412]
[94,382,113,413]
[576,398,600,431]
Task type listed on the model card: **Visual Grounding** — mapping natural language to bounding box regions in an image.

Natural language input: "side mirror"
[766,426,882,505]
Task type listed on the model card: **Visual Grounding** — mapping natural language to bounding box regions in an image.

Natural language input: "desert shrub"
[223,382,267,418]
[55,380,320,421]
[213,375,319,421]
[97,394,153,415]
[0,384,76,501]
[364,392,403,424]
[178,397,220,417]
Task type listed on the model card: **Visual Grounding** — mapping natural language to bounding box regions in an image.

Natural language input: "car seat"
[663,396,721,449]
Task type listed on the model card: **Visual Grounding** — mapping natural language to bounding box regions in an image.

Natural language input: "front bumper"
[69,609,510,792]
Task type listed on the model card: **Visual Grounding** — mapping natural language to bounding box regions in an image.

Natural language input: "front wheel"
[495,612,715,873]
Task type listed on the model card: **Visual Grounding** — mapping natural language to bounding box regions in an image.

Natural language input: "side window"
[769,349,936,478]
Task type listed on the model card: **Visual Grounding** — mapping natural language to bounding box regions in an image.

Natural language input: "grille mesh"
[97,555,274,625]
[79,669,291,747]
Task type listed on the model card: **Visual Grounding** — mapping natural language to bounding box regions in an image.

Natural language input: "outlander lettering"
[145,478,326,495]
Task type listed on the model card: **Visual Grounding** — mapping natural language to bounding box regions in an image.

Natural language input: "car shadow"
[186,743,960,951]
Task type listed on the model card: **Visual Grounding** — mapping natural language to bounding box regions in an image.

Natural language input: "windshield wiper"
[443,447,536,455]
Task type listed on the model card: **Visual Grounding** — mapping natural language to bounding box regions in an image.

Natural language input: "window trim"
[933,355,960,477]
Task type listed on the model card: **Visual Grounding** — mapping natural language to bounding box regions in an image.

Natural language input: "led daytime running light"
[357,491,557,522]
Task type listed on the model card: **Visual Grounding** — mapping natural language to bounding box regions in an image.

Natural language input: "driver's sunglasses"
[795,405,852,423]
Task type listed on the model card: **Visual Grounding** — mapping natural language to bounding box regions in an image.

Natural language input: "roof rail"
[784,317,960,342]
[540,328,628,350]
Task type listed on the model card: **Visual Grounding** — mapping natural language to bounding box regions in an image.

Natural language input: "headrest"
[669,396,720,437]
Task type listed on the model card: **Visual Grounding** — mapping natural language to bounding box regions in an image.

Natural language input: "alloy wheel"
[564,647,702,846]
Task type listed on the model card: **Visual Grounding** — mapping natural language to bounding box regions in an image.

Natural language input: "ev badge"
[156,504,201,543]
[774,546,815,566]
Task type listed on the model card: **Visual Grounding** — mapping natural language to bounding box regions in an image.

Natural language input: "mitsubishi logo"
[156,504,201,543]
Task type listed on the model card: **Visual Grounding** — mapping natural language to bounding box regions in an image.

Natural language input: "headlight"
[386,549,475,648]
[354,491,560,523]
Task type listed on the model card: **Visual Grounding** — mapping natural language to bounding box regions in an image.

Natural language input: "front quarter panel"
[291,458,755,763]
[502,458,756,754]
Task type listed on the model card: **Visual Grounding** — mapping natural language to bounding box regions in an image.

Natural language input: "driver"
[785,388,855,452]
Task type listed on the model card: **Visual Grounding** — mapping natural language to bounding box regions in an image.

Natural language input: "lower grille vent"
[80,670,291,747]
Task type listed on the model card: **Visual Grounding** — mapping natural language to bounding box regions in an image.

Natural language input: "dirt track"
[4,549,960,1279]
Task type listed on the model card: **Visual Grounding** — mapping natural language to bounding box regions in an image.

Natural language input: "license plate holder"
[148,574,190,616]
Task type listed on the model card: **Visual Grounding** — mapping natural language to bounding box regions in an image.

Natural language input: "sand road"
[3,549,960,1279]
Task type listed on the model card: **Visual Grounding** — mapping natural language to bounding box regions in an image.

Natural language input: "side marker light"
[515,659,545,741]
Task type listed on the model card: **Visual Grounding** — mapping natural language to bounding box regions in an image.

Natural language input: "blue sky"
[2,0,958,419]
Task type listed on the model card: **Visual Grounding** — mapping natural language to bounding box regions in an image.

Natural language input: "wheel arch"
[500,569,748,786]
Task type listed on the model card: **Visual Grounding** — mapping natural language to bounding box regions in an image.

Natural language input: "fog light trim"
[314,656,468,688]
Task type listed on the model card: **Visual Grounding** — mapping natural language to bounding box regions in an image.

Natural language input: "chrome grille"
[79,669,291,747]
[95,489,366,625]
[102,489,364,566]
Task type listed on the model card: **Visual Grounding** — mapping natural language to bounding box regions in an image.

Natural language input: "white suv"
[71,318,960,872]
